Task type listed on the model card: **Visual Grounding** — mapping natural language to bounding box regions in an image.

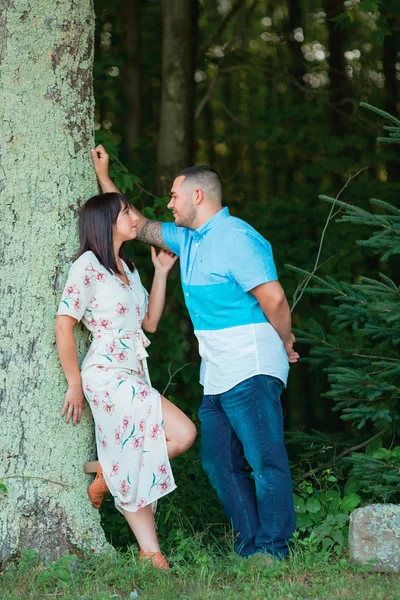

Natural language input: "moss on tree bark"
[0,0,110,561]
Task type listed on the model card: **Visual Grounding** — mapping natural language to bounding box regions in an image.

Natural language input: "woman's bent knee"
[177,421,197,453]
[186,421,197,447]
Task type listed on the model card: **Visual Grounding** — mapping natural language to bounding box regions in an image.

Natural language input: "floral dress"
[57,250,176,512]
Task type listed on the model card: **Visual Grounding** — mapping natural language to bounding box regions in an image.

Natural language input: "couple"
[55,146,299,569]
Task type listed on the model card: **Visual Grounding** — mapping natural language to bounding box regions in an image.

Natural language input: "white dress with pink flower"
[57,250,176,512]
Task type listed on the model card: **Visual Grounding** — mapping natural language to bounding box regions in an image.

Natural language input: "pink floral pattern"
[117,302,129,316]
[57,251,177,511]
[110,461,120,477]
[149,423,162,440]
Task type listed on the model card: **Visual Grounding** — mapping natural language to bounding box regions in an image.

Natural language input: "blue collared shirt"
[162,207,289,394]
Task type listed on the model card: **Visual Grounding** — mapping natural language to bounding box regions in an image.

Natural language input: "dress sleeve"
[57,255,96,322]
[161,222,186,256]
[228,231,278,292]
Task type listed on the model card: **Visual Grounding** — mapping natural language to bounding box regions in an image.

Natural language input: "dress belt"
[91,328,151,361]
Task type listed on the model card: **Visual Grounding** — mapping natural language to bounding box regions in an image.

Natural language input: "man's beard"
[176,204,197,229]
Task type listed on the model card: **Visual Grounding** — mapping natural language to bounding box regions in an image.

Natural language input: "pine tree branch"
[351,353,400,362]
[291,167,370,312]
[301,429,387,480]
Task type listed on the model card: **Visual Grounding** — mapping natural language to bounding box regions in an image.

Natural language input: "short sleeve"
[57,255,96,322]
[161,222,185,256]
[228,231,278,292]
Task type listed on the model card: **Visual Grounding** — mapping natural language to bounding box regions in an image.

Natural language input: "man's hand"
[91,144,110,182]
[251,281,300,363]
[284,332,300,364]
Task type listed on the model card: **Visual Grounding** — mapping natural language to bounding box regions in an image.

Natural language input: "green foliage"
[293,470,361,555]
[345,441,400,502]
[293,105,400,500]
[3,544,400,600]
[95,130,142,195]
[331,1,400,44]
[35,554,78,588]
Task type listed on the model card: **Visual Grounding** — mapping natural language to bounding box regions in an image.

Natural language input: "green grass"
[1,539,400,600]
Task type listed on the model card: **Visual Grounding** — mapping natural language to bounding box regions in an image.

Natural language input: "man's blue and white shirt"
[162,207,289,395]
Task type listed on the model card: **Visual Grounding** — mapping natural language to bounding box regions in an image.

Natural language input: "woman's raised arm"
[91,145,170,251]
[141,248,178,333]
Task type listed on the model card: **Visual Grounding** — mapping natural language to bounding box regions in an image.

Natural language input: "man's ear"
[194,188,204,205]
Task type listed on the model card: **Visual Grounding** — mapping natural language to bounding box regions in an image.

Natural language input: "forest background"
[1,0,399,570]
[89,0,400,551]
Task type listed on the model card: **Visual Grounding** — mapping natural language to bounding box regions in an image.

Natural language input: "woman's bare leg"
[85,396,196,470]
[123,505,160,552]
[160,395,197,459]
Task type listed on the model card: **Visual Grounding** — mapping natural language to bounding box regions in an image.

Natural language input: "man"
[91,145,299,560]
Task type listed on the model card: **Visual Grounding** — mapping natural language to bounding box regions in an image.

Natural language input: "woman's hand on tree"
[91,144,109,180]
[61,383,84,425]
[151,246,178,275]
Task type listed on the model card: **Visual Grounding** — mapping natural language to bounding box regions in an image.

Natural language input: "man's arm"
[90,145,170,251]
[250,281,299,363]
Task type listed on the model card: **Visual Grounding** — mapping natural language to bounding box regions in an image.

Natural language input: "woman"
[55,192,196,569]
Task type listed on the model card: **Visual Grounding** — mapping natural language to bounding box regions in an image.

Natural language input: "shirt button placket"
[186,237,201,317]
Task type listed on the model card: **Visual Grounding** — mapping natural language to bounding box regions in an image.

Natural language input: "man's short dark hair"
[177,165,222,201]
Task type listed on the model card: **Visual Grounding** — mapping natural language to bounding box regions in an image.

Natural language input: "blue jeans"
[198,375,295,558]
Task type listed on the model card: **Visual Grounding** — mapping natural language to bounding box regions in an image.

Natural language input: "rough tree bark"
[156,0,197,194]
[0,0,110,561]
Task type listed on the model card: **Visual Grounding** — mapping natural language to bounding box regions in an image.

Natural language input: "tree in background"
[0,1,109,560]
[156,0,198,193]
[293,104,400,502]
[121,0,141,166]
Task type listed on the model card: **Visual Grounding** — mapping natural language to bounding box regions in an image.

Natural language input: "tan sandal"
[87,464,109,509]
[139,550,169,569]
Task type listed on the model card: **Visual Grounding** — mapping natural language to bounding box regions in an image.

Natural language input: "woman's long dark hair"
[77,192,135,274]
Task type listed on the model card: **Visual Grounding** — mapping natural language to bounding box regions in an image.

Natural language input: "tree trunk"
[156,0,197,194]
[0,0,110,561]
[122,0,141,167]
[325,0,347,136]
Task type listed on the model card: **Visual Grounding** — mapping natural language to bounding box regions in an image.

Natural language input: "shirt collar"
[189,207,230,240]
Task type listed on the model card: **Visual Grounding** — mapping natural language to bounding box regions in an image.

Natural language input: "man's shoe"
[249,552,276,566]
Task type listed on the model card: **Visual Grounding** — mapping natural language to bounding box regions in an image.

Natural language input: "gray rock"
[349,504,400,573]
